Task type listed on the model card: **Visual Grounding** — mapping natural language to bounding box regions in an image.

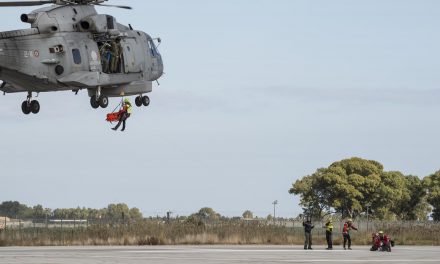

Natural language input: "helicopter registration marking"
[23,50,39,58]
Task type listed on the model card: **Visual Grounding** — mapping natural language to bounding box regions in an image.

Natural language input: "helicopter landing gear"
[90,87,108,109]
[21,92,40,115]
[135,95,150,107]
[90,95,109,109]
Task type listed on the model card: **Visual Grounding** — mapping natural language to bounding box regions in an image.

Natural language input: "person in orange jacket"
[342,219,358,250]
[371,231,392,252]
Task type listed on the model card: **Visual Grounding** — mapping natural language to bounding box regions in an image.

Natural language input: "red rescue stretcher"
[106,110,124,123]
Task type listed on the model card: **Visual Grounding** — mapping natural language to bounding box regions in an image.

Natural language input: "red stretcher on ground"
[106,110,124,123]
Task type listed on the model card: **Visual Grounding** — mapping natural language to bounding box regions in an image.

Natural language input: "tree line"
[289,157,440,221]
[0,202,143,221]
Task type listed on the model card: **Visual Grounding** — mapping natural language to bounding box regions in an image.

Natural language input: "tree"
[0,201,30,219]
[106,203,130,221]
[129,207,143,220]
[424,170,440,221]
[289,157,428,220]
[187,207,221,224]
[196,207,220,221]
[266,214,273,221]
[242,210,253,219]
[394,175,429,220]
[32,205,46,219]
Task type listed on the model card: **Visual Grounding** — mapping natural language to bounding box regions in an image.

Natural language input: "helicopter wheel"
[142,96,150,107]
[21,101,31,115]
[99,96,109,108]
[135,96,142,107]
[90,95,99,109]
[30,100,40,114]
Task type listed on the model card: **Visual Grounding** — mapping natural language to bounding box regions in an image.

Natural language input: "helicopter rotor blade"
[0,1,55,6]
[94,3,132,10]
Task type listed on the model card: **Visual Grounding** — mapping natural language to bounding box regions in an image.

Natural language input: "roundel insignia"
[33,50,40,57]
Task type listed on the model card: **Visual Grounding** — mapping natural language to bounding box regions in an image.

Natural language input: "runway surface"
[0,245,439,264]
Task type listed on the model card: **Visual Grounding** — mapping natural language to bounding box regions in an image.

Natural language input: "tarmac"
[0,245,439,264]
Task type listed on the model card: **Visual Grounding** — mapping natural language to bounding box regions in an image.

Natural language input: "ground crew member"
[371,231,392,252]
[342,219,358,250]
[112,98,132,131]
[110,37,123,73]
[302,219,314,250]
[324,219,333,250]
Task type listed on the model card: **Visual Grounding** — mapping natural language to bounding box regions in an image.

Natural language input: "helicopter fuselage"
[0,4,163,98]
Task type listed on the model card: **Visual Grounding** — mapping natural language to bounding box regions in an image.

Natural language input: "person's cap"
[124,98,130,103]
[347,219,353,222]
[379,231,384,234]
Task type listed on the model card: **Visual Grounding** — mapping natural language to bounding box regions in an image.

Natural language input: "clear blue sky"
[0,0,439,218]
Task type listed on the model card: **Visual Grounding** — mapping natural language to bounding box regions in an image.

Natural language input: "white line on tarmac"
[121,249,361,253]
[84,256,440,263]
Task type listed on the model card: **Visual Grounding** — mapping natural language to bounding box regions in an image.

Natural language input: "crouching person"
[370,231,392,252]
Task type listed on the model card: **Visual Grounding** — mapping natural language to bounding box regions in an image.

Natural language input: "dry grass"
[0,220,439,246]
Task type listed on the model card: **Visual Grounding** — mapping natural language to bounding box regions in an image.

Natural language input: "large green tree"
[289,157,427,220]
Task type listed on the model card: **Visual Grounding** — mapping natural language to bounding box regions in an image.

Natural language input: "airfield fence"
[0,218,439,246]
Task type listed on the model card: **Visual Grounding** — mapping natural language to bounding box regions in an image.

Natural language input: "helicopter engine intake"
[20,13,37,24]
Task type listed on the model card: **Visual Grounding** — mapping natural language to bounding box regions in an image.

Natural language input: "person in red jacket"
[371,231,392,252]
[342,219,358,250]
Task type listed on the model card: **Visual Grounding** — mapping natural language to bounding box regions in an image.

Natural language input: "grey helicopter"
[0,0,164,115]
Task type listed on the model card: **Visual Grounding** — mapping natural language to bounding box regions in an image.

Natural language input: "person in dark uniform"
[303,219,314,250]
[110,37,123,73]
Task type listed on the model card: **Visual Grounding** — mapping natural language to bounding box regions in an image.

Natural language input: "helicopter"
[0,0,164,115]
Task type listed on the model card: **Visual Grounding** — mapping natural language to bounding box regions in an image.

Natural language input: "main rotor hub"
[55,0,107,4]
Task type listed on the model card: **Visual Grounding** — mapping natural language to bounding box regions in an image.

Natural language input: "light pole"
[272,200,278,221]
[366,203,371,232]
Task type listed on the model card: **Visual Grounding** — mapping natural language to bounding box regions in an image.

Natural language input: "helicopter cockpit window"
[148,40,159,57]
[72,49,81,64]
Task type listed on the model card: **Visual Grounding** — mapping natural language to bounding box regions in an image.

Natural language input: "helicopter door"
[84,43,100,72]
[121,39,139,73]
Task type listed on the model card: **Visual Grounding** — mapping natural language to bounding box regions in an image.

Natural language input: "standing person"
[110,37,123,73]
[324,219,333,250]
[303,219,314,250]
[112,98,132,131]
[342,219,358,250]
[100,42,112,73]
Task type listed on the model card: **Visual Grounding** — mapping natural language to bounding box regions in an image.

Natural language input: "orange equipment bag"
[106,110,123,123]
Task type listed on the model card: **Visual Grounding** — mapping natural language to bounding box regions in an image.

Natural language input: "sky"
[0,0,439,218]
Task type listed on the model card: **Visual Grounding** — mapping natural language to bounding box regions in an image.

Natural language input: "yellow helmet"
[124,98,131,104]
